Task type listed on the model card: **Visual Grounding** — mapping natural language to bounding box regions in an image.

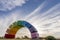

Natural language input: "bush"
[0,37,4,39]
[45,36,56,40]
[16,37,20,39]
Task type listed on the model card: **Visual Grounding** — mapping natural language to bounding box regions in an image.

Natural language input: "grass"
[0,37,42,40]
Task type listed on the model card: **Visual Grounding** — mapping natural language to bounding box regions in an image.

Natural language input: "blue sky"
[0,0,60,38]
[0,0,44,17]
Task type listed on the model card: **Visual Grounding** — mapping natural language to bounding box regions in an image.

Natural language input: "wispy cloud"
[26,3,60,38]
[0,0,60,38]
[16,27,31,38]
[0,11,23,37]
[25,1,46,20]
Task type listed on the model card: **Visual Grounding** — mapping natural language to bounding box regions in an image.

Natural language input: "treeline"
[0,35,58,40]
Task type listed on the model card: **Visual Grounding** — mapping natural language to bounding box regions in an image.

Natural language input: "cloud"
[25,3,60,38]
[25,1,46,20]
[39,3,60,19]
[16,27,31,38]
[0,10,23,37]
[0,0,28,11]
[0,0,60,38]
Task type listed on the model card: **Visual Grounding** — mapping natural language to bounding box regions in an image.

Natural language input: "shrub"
[45,36,56,40]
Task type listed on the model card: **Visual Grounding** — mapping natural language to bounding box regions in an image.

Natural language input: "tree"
[0,37,4,39]
[45,36,56,40]
[24,36,29,39]
[16,37,20,39]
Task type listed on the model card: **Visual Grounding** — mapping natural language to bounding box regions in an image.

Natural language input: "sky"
[0,0,60,38]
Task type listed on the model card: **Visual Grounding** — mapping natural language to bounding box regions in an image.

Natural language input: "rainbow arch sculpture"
[4,21,39,38]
